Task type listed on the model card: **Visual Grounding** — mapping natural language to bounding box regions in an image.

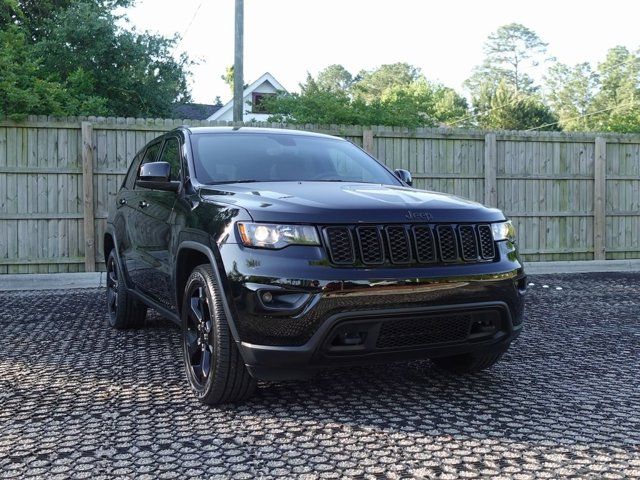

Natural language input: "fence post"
[362,129,374,155]
[594,137,607,260]
[81,121,96,272]
[484,133,497,207]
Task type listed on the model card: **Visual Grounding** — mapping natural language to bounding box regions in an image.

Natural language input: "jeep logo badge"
[405,211,433,221]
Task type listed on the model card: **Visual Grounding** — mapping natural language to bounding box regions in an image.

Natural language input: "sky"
[122,0,640,105]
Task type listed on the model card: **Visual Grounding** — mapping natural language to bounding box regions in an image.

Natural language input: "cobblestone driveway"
[1,273,639,479]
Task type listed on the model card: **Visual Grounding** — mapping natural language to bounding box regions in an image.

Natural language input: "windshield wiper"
[209,180,261,184]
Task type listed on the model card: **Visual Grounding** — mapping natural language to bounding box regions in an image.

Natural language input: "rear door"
[129,136,182,309]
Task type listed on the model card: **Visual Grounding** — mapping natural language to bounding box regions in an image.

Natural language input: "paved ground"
[0,273,639,479]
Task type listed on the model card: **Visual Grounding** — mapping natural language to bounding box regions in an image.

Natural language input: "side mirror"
[394,169,413,186]
[136,162,180,192]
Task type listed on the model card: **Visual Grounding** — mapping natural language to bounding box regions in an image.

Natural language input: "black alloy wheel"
[181,265,256,404]
[106,254,119,325]
[104,249,147,329]
[184,285,215,387]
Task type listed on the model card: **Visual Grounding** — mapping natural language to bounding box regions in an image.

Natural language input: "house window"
[251,93,275,113]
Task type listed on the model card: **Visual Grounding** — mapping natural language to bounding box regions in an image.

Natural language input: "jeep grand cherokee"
[104,127,526,404]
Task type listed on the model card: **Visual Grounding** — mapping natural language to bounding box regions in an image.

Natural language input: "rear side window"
[158,137,182,181]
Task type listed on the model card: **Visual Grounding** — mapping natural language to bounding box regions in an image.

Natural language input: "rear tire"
[106,249,147,329]
[181,264,256,405]
[431,350,505,374]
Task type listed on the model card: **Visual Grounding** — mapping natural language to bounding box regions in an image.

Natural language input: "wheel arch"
[104,224,130,288]
[175,241,242,344]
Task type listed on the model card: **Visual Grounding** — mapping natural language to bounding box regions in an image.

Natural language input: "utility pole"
[233,0,244,122]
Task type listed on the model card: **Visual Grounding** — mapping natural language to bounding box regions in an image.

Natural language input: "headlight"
[237,222,320,249]
[491,220,516,242]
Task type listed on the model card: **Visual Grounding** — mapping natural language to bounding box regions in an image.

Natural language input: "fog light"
[333,331,366,346]
[261,291,273,303]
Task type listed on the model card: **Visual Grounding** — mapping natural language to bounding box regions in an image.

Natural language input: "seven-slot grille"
[323,224,497,266]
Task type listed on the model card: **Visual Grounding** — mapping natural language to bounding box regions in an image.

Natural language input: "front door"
[129,137,182,309]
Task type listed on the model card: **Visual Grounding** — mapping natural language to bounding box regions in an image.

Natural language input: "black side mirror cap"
[394,169,412,186]
[139,161,171,181]
[136,161,180,191]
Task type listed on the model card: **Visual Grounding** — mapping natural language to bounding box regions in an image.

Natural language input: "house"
[206,72,286,122]
[171,103,222,120]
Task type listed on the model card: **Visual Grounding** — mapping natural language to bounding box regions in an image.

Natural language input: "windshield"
[191,133,401,185]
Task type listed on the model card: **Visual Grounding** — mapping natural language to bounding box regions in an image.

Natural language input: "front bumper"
[219,242,526,381]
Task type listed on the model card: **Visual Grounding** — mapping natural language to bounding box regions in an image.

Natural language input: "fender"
[104,223,131,290]
[175,240,243,346]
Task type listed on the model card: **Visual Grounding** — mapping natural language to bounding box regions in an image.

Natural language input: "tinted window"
[123,154,142,190]
[158,137,181,181]
[139,142,162,170]
[191,133,399,185]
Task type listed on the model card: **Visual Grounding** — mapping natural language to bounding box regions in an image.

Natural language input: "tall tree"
[589,46,640,132]
[544,62,598,131]
[466,23,551,96]
[474,81,557,130]
[315,64,353,93]
[353,62,421,102]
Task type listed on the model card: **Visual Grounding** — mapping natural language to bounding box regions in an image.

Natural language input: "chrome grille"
[323,223,497,266]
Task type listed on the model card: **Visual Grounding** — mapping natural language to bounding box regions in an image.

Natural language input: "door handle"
[119,198,127,206]
[139,200,149,209]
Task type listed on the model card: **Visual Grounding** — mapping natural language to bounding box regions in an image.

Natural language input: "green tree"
[262,73,357,125]
[474,81,557,130]
[544,62,598,131]
[466,23,551,96]
[0,0,192,118]
[1,0,133,39]
[353,62,421,102]
[589,46,640,132]
[263,66,469,128]
[315,64,353,93]
[0,25,107,118]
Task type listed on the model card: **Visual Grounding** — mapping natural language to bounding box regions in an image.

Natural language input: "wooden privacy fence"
[0,116,639,273]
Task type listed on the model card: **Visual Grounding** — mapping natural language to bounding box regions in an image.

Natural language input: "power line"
[175,1,203,50]
[525,98,640,131]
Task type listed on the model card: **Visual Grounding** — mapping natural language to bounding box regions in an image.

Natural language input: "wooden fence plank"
[81,122,96,272]
[484,133,497,207]
[594,137,606,260]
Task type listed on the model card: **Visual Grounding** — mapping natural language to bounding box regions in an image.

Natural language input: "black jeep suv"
[104,127,526,404]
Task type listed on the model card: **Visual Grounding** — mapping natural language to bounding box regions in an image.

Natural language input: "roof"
[206,72,287,121]
[171,103,222,120]
[183,126,342,140]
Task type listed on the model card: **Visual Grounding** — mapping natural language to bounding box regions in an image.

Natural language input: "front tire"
[181,264,256,404]
[106,249,147,329]
[431,350,505,374]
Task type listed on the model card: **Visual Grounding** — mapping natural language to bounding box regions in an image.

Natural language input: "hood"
[199,182,505,224]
